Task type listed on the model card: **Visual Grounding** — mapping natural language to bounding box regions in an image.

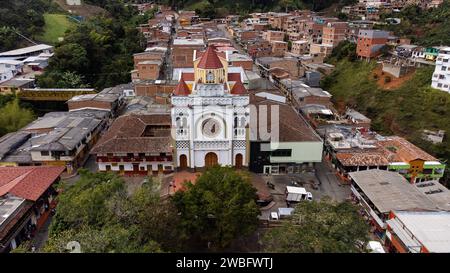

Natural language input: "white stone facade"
[172,94,249,168]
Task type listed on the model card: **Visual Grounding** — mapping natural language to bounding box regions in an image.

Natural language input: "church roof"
[173,77,190,95]
[230,79,247,95]
[197,46,224,69]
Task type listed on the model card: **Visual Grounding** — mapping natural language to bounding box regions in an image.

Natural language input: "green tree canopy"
[172,166,260,250]
[263,198,369,253]
[0,98,35,136]
[44,171,181,253]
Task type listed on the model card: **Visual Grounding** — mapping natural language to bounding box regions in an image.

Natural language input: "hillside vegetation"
[377,1,450,46]
[36,1,147,90]
[0,0,61,51]
[37,14,76,44]
[321,60,450,183]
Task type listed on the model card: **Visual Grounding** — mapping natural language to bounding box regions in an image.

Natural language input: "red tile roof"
[230,79,247,95]
[0,166,64,201]
[180,72,194,81]
[174,77,191,95]
[197,46,224,69]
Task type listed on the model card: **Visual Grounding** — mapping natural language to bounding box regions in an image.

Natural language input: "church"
[171,46,249,170]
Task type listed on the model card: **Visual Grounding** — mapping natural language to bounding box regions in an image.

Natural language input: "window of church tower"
[206,71,214,83]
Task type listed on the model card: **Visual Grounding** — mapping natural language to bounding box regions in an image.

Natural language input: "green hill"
[37,14,76,44]
[321,60,450,184]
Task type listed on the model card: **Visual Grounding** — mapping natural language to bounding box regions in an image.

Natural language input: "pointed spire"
[173,76,190,96]
[197,45,223,69]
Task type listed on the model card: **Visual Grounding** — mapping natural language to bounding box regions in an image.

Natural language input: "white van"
[285,186,313,203]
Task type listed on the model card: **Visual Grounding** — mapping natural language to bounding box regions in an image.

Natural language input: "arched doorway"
[179,154,188,169]
[205,152,218,167]
[235,154,243,169]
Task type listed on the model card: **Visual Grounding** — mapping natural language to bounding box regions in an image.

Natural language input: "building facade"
[171,46,249,170]
[431,47,450,93]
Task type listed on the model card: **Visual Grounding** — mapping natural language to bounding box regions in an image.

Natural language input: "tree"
[263,198,369,253]
[0,98,35,137]
[45,171,181,253]
[172,166,260,250]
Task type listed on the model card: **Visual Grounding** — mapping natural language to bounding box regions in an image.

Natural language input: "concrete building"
[349,170,446,237]
[248,90,323,174]
[310,43,334,57]
[322,21,349,47]
[270,41,288,57]
[356,29,389,59]
[263,30,285,42]
[431,47,450,93]
[386,211,450,253]
[291,40,309,55]
[172,38,205,68]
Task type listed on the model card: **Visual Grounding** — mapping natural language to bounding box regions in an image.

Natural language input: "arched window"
[240,117,246,127]
[206,71,214,83]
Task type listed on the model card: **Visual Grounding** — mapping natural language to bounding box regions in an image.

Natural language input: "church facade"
[171,46,249,169]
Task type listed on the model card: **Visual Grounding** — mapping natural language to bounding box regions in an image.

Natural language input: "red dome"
[197,45,224,69]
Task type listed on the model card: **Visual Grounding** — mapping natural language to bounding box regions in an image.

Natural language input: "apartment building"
[322,21,349,47]
[271,41,288,57]
[431,47,450,93]
[291,40,309,55]
[356,29,389,58]
[263,30,285,42]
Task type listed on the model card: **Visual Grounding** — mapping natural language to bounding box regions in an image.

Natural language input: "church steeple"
[197,46,224,69]
[194,45,227,85]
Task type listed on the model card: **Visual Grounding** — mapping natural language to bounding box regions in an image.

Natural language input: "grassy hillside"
[321,60,450,181]
[37,14,76,44]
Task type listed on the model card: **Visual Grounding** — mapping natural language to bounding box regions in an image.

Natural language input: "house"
[1,110,110,174]
[91,114,173,175]
[134,79,178,98]
[132,60,163,81]
[247,39,272,58]
[256,57,302,79]
[277,79,332,109]
[227,53,254,71]
[263,30,285,42]
[431,47,450,93]
[0,44,53,60]
[291,40,309,55]
[310,43,333,57]
[0,78,34,94]
[386,211,450,253]
[248,90,323,174]
[0,166,65,252]
[67,86,125,117]
[270,41,288,57]
[172,38,205,68]
[0,60,23,76]
[356,29,389,59]
[0,69,14,84]
[66,0,81,5]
